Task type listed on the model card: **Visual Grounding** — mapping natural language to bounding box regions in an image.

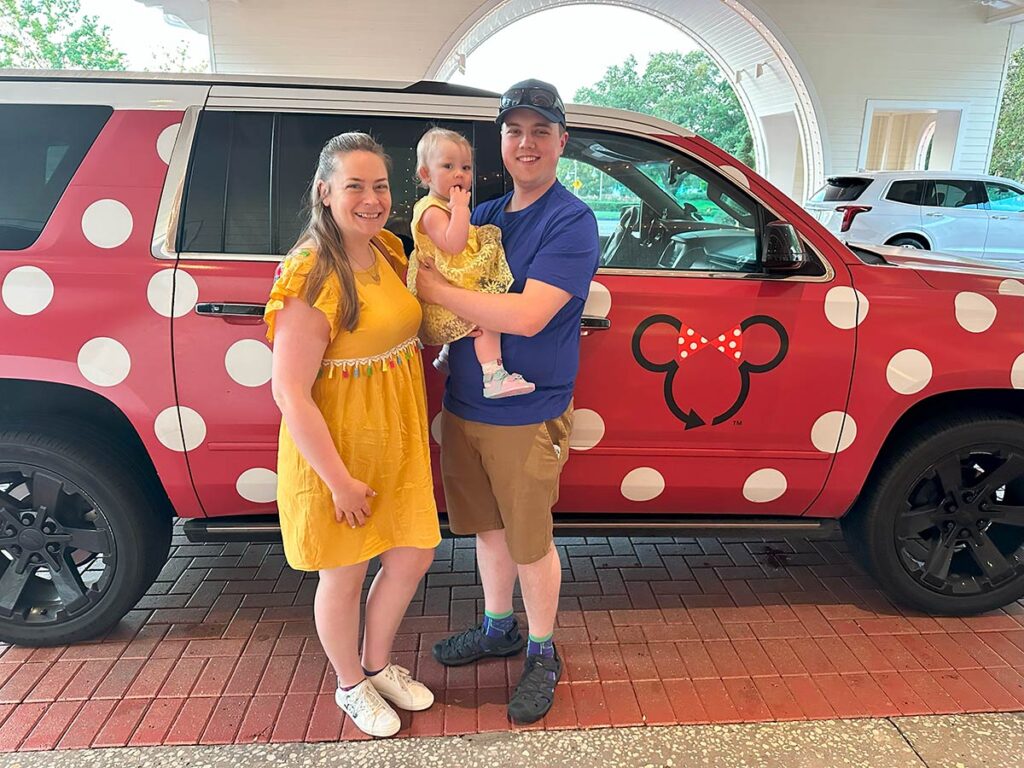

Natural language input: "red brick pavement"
[1,527,1023,750]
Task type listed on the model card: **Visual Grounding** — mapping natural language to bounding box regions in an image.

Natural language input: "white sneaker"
[335,679,401,737]
[367,663,435,711]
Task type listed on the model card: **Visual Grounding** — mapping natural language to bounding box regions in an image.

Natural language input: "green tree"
[991,46,1024,183]
[0,0,126,70]
[574,50,754,167]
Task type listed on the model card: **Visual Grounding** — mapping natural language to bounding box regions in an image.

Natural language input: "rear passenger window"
[809,177,871,203]
[179,111,499,256]
[885,180,924,205]
[0,104,112,251]
[924,180,986,210]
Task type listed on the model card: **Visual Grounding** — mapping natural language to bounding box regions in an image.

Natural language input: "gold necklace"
[353,246,380,284]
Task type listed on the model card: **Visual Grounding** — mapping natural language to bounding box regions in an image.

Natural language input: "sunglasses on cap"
[499,86,565,114]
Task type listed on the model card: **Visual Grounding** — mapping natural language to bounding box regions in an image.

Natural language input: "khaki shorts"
[440,404,572,565]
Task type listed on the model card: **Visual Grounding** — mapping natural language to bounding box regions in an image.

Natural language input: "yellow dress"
[406,194,514,346]
[264,230,440,571]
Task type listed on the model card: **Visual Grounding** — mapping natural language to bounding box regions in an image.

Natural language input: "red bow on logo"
[676,322,744,363]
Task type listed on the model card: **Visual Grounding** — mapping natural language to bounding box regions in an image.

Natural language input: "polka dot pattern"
[811,411,857,454]
[620,467,665,502]
[154,406,207,452]
[236,468,278,503]
[82,199,133,249]
[430,413,443,445]
[2,266,54,316]
[148,269,199,318]
[743,468,787,503]
[886,349,932,395]
[824,287,868,329]
[225,339,272,388]
[157,123,181,165]
[570,409,605,451]
[954,292,996,333]
[583,281,611,318]
[999,279,1024,297]
[1012,353,1024,389]
[77,337,131,387]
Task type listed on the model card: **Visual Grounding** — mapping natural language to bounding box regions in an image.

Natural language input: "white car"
[805,171,1024,267]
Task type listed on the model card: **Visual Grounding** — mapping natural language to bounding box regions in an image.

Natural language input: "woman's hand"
[448,185,471,210]
[415,257,451,305]
[331,477,376,528]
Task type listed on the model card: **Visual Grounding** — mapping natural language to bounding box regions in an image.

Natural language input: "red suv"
[3,71,1024,646]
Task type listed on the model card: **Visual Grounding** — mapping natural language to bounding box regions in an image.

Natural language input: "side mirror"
[762,221,808,272]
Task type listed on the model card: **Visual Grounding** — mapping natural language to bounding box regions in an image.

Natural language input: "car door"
[921,179,989,257]
[555,128,856,516]
[982,181,1024,267]
[166,87,501,518]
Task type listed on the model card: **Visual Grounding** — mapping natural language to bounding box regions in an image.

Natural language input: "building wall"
[200,0,1017,179]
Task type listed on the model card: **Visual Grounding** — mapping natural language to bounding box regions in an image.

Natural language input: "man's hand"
[416,257,451,304]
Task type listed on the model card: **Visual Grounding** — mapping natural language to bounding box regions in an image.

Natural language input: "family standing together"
[265,79,600,737]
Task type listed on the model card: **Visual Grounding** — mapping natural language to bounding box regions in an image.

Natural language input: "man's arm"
[419,266,571,337]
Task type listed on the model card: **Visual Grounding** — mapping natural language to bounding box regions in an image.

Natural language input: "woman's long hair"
[292,132,391,333]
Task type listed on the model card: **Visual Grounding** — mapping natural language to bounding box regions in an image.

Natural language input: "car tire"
[0,426,171,646]
[843,411,1024,615]
[888,235,928,249]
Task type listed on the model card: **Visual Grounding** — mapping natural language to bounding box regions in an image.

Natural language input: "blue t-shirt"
[443,181,600,426]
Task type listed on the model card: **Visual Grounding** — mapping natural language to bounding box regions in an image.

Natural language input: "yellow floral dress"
[264,230,440,571]
[406,194,514,346]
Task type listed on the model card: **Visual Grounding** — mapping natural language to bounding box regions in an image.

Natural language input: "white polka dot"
[156,123,181,164]
[583,281,611,318]
[621,467,665,502]
[717,346,725,352]
[225,339,272,387]
[734,352,740,359]
[687,329,694,336]
[690,342,697,350]
[718,335,726,342]
[729,341,737,349]
[82,199,133,249]
[811,411,857,454]
[733,329,740,337]
[743,469,786,503]
[2,266,53,315]
[154,406,207,452]
[700,337,707,343]
[999,279,1024,297]
[77,337,131,387]
[1012,353,1024,389]
[147,269,199,318]
[430,412,443,445]
[677,336,684,344]
[886,349,932,395]
[955,292,996,333]
[236,468,277,503]
[824,287,869,329]
[570,409,605,451]
[681,351,688,358]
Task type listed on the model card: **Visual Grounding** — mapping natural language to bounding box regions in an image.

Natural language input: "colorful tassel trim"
[322,337,423,379]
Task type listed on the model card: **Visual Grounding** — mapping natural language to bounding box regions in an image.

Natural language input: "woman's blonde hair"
[292,132,391,333]
[415,127,473,189]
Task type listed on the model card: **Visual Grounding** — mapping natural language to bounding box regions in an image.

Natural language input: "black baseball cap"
[496,79,566,128]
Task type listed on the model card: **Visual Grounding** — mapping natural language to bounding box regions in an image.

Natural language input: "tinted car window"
[809,177,872,202]
[180,110,496,256]
[985,182,1024,213]
[924,180,986,210]
[885,180,924,205]
[0,104,112,251]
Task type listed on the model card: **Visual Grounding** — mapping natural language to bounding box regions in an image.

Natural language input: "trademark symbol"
[733,419,743,426]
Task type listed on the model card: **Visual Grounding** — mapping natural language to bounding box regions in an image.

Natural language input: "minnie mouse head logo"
[631,314,788,429]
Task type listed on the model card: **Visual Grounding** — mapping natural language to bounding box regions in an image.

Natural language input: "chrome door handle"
[992,215,1010,220]
[580,316,611,336]
[195,302,266,318]
[925,212,943,217]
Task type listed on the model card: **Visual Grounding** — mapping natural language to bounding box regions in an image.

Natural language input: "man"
[415,79,599,724]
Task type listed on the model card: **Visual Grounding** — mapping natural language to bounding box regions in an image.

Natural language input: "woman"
[265,132,439,738]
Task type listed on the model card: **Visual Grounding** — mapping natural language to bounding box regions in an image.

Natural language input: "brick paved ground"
[0,525,1023,751]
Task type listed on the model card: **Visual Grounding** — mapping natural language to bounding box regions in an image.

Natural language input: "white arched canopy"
[425,0,828,201]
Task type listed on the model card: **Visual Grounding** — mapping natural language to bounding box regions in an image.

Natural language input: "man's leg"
[477,528,517,614]
[517,544,561,640]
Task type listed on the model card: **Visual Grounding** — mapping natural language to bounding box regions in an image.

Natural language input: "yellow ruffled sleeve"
[264,248,341,343]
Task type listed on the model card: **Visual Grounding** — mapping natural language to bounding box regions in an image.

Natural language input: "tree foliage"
[573,50,754,167]
[0,0,126,70]
[991,46,1024,183]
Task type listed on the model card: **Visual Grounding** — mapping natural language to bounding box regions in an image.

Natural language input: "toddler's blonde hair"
[415,128,473,189]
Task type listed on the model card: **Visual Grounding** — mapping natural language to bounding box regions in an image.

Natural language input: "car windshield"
[635,161,746,227]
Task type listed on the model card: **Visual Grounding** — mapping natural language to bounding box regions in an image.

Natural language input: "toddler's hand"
[448,186,471,209]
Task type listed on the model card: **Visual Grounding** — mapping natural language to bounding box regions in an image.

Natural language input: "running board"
[183,515,840,543]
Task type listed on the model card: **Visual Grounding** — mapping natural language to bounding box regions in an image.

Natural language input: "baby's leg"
[473,329,502,365]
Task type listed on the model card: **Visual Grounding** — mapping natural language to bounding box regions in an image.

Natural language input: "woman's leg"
[473,329,502,365]
[315,560,370,687]
[361,546,435,671]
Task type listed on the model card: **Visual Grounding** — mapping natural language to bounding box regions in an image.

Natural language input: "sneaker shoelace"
[440,624,486,656]
[345,682,390,719]
[385,664,414,692]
